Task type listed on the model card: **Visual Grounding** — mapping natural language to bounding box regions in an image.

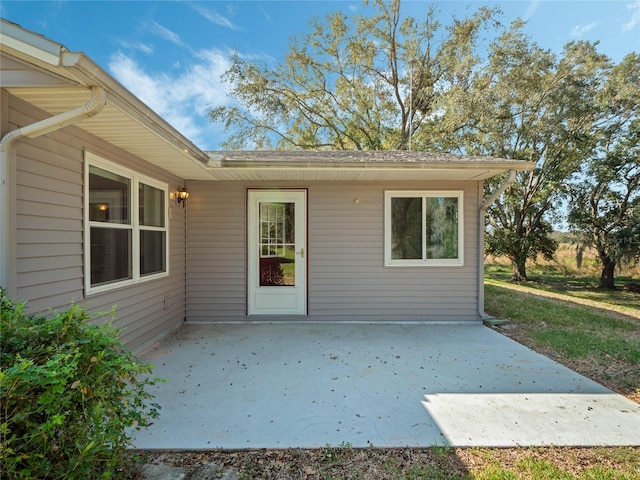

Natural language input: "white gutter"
[478,169,517,321]
[62,52,211,171]
[0,86,106,293]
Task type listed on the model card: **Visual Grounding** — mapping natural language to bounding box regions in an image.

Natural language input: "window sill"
[384,260,464,267]
[85,271,169,296]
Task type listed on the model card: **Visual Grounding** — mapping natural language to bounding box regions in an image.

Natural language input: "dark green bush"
[0,289,161,479]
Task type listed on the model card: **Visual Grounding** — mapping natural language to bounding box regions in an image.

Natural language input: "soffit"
[202,151,535,182]
[6,83,534,182]
[6,85,212,179]
[202,167,500,181]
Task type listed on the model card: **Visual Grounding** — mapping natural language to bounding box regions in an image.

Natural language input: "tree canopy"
[210,0,504,150]
[567,53,640,288]
[465,37,613,280]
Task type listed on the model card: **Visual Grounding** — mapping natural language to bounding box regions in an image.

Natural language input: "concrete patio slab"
[132,323,640,449]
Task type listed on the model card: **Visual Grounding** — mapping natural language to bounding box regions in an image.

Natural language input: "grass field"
[486,263,640,316]
[484,245,640,399]
[486,242,640,288]
[484,281,640,396]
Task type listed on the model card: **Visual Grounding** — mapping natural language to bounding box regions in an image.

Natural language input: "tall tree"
[567,53,640,288]
[443,30,611,281]
[209,0,626,284]
[209,0,503,150]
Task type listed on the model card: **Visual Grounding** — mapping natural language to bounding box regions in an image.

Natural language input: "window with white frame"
[84,152,168,293]
[384,191,464,266]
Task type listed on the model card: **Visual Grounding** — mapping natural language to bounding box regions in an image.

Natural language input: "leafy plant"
[0,289,161,479]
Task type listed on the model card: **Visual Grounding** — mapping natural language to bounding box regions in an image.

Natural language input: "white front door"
[247,190,307,315]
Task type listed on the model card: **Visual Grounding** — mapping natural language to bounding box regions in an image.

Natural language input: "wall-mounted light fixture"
[176,186,190,208]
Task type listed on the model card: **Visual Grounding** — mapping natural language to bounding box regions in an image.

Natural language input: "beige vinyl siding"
[186,180,480,323]
[186,183,247,321]
[7,93,186,352]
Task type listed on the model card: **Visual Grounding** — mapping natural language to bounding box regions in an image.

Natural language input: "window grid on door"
[260,202,290,257]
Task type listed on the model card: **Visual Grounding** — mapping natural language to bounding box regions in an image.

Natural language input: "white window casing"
[84,151,169,295]
[384,190,464,267]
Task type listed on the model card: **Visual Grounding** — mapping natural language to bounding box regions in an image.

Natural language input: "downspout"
[0,86,106,294]
[478,169,517,322]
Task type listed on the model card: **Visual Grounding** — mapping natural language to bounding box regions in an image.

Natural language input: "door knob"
[296,248,305,258]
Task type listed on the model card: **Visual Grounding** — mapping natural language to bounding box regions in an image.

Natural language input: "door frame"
[246,188,308,316]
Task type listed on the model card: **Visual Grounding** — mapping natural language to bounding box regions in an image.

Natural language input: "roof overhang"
[0,19,211,179]
[1,19,535,183]
[203,151,536,182]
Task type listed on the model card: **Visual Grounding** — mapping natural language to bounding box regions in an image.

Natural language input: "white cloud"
[192,4,240,30]
[148,20,185,46]
[116,39,154,55]
[569,22,598,38]
[108,50,233,149]
[108,53,171,111]
[623,0,640,31]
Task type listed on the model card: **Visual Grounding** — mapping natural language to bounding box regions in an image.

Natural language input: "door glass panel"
[259,201,295,286]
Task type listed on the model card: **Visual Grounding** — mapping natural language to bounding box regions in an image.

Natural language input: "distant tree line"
[210,0,639,288]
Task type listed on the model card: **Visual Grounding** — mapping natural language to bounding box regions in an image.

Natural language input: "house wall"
[4,92,187,353]
[186,180,481,323]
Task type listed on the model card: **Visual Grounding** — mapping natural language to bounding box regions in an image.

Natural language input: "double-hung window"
[84,152,168,294]
[384,191,464,267]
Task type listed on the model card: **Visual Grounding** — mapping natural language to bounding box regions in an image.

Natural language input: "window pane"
[425,197,459,259]
[259,202,295,286]
[90,227,131,286]
[139,183,165,227]
[391,197,422,259]
[140,230,166,276]
[89,165,130,224]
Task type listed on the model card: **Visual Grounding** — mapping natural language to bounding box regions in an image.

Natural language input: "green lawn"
[485,264,640,314]
[484,283,640,364]
[483,268,640,397]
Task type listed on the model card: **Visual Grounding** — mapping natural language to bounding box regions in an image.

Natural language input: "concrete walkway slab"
[132,323,640,449]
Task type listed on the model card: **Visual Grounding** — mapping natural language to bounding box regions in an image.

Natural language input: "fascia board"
[0,19,62,66]
[208,159,536,172]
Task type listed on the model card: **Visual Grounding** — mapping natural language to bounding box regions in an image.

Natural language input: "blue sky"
[2,1,639,150]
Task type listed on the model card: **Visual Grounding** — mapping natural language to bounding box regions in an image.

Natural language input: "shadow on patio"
[132,323,640,449]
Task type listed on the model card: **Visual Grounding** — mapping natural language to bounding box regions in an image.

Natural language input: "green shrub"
[0,289,161,479]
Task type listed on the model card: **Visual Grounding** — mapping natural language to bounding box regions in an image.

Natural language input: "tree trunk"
[575,245,584,270]
[511,257,528,282]
[599,256,616,289]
